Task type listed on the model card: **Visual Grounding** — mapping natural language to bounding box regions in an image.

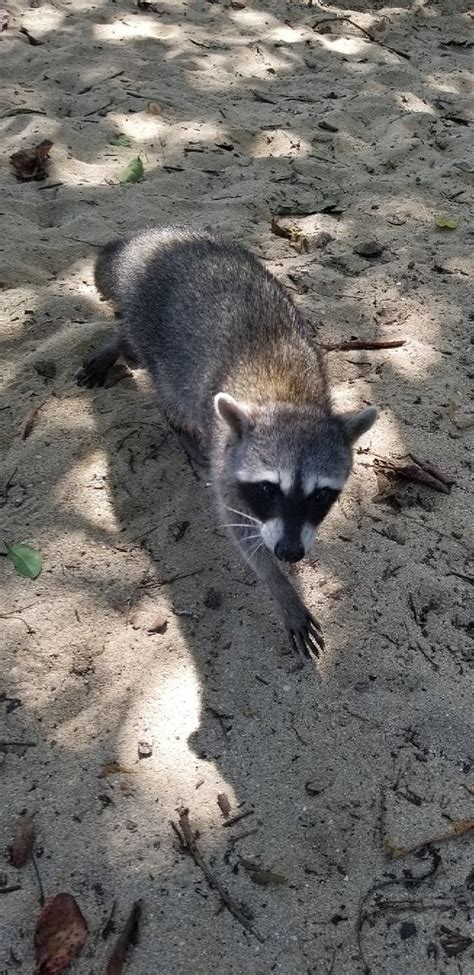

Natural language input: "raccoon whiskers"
[244,538,264,562]
[225,506,261,525]
[220,522,261,531]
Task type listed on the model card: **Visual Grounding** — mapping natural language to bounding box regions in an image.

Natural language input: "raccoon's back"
[111,227,308,363]
[98,226,324,425]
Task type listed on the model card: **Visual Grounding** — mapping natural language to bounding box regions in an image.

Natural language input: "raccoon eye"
[313,487,331,503]
[258,480,280,500]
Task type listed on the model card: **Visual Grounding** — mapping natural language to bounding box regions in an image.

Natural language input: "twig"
[448,571,474,586]
[415,641,439,673]
[0,740,37,748]
[172,807,263,942]
[22,398,48,440]
[321,339,406,352]
[78,70,124,95]
[228,828,259,848]
[0,612,35,634]
[385,819,474,859]
[32,853,45,906]
[313,16,410,60]
[366,894,470,920]
[222,809,254,828]
[0,885,22,894]
[105,900,142,975]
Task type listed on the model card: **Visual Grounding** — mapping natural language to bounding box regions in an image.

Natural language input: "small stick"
[321,339,406,352]
[31,853,45,906]
[172,808,263,942]
[0,613,35,634]
[222,809,254,828]
[22,399,48,440]
[0,885,22,894]
[0,740,37,748]
[385,819,474,859]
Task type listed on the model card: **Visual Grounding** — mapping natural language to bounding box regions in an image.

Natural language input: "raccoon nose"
[274,540,305,564]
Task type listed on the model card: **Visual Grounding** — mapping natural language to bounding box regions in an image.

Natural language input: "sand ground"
[1,1,473,972]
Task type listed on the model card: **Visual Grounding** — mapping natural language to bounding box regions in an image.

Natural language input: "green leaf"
[119,157,144,184]
[435,216,458,229]
[109,134,132,147]
[7,542,43,579]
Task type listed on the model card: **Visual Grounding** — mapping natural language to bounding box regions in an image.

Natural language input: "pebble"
[353,239,384,258]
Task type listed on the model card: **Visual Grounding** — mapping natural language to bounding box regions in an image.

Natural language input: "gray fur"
[77,226,377,662]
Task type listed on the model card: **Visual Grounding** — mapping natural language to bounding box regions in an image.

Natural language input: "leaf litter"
[10,140,53,181]
[6,543,43,579]
[10,813,36,868]
[34,893,88,975]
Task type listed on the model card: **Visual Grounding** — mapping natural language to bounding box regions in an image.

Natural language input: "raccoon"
[77,227,377,662]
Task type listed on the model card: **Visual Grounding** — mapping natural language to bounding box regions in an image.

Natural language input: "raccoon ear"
[340,405,378,444]
[214,393,255,437]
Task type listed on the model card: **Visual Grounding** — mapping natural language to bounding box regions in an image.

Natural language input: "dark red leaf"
[34,893,88,975]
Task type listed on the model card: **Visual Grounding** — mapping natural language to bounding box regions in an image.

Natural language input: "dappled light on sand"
[1,0,473,972]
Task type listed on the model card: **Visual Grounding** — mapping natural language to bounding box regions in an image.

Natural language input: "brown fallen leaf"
[217,792,232,818]
[100,761,136,777]
[240,859,287,887]
[10,139,53,181]
[10,812,36,867]
[438,924,473,958]
[105,900,142,975]
[373,456,453,495]
[34,893,88,975]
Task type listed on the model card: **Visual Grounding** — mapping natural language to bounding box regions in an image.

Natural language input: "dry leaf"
[105,900,142,975]
[217,793,231,818]
[100,761,135,777]
[10,812,36,867]
[241,859,287,886]
[34,893,88,975]
[10,139,52,181]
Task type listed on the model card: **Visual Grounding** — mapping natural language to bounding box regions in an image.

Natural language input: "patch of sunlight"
[111,113,167,142]
[95,16,181,43]
[250,128,312,159]
[21,4,64,36]
[233,9,282,30]
[54,449,120,529]
[425,72,473,96]
[316,35,371,56]
[133,663,238,811]
[389,338,440,379]
[395,91,435,115]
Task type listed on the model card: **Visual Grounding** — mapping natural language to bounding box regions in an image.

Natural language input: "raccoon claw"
[288,615,324,664]
[76,357,109,388]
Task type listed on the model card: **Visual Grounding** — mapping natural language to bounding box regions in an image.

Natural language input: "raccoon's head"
[215,393,377,563]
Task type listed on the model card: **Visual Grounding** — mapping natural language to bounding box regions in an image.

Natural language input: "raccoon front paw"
[283,601,324,663]
[76,355,109,388]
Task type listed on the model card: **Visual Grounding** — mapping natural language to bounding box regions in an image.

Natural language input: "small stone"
[147,614,168,635]
[400,921,417,940]
[318,119,338,133]
[138,740,153,759]
[353,240,384,258]
[204,587,222,610]
[314,231,333,249]
[230,0,246,7]
[34,359,56,379]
